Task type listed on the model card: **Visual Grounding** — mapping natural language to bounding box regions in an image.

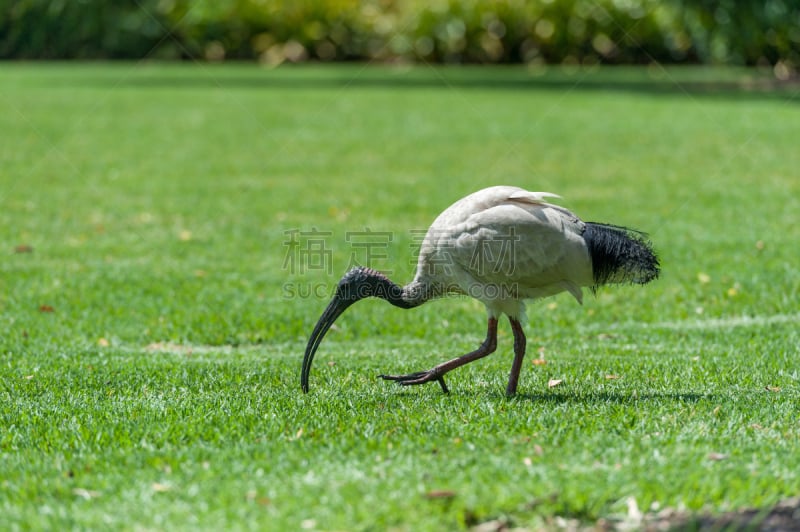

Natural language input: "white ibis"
[301,185,659,396]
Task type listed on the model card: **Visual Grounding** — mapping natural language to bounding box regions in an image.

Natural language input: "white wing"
[508,189,561,202]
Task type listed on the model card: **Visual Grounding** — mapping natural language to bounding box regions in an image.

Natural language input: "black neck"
[339,267,426,309]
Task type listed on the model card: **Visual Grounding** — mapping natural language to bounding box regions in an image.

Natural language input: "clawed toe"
[379,371,449,393]
[379,371,428,382]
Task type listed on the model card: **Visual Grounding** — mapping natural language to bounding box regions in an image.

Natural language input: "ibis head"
[301,267,419,393]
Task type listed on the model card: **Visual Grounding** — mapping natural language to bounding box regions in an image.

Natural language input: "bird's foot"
[379,370,449,394]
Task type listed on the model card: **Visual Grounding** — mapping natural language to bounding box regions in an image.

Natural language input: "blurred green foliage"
[2,0,798,70]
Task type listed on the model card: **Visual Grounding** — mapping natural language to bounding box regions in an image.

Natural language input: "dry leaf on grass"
[765,386,781,392]
[471,519,509,532]
[425,490,456,499]
[531,358,547,366]
[72,488,100,499]
[708,452,728,461]
[39,304,55,312]
[547,379,563,388]
[605,374,620,380]
[246,491,272,506]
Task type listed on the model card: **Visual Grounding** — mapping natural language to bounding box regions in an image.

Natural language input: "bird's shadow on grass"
[372,380,713,404]
[491,390,712,404]
[368,374,714,403]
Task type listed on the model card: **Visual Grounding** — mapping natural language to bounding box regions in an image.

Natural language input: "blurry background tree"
[1,0,798,75]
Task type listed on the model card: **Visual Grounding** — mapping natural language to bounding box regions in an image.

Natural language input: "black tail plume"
[583,222,660,289]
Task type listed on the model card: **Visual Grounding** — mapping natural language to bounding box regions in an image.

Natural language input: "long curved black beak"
[301,294,356,393]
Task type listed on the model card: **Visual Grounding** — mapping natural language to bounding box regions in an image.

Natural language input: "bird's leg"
[380,317,498,393]
[505,317,526,396]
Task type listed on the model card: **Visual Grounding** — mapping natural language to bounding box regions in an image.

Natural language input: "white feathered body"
[413,186,594,318]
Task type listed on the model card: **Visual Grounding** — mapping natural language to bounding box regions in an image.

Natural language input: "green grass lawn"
[1,63,799,530]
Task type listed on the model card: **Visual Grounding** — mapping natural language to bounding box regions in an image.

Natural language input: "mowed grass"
[1,63,799,530]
